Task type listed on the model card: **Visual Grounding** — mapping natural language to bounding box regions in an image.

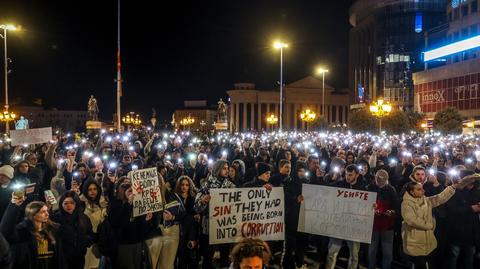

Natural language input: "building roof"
[285,75,334,90]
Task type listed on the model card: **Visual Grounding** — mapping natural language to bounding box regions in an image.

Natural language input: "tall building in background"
[414,0,480,120]
[349,0,447,109]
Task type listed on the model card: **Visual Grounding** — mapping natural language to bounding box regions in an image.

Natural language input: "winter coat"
[79,195,108,233]
[0,203,68,269]
[50,210,94,259]
[283,175,308,233]
[401,186,455,256]
[269,172,288,187]
[243,177,269,188]
[445,188,480,247]
[367,184,399,231]
[0,182,13,220]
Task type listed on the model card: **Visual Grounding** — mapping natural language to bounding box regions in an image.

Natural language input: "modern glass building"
[414,0,480,121]
[349,0,447,109]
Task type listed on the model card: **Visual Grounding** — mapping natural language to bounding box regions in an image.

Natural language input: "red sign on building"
[415,73,480,113]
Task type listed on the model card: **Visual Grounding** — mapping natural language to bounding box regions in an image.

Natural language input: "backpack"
[97,217,119,258]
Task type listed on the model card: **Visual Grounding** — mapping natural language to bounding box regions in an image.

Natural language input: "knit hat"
[0,165,14,179]
[375,169,389,182]
[256,162,271,176]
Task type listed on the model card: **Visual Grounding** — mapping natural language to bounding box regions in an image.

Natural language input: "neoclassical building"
[227,76,351,131]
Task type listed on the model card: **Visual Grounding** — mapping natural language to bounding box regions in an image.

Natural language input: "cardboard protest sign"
[209,187,284,245]
[129,167,163,217]
[298,184,376,244]
[10,127,52,146]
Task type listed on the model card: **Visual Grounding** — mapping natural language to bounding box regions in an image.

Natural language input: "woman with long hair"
[229,238,271,269]
[0,196,67,269]
[175,175,199,269]
[51,190,94,269]
[80,179,108,269]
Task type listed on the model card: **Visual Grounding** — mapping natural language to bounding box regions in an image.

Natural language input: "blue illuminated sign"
[423,34,480,61]
[415,12,423,33]
[452,0,467,8]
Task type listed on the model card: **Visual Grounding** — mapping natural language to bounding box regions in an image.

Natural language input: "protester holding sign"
[366,169,399,269]
[282,161,308,269]
[195,160,235,269]
[326,164,367,269]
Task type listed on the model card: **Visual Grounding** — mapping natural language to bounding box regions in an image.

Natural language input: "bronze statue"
[88,95,99,121]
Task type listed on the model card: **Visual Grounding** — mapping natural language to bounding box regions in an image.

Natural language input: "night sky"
[1,0,354,123]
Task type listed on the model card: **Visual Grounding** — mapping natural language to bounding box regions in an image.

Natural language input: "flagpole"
[116,0,122,133]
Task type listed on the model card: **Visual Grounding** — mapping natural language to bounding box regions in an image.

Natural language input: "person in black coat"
[0,196,67,269]
[445,178,480,269]
[282,161,309,269]
[175,176,199,269]
[51,190,94,269]
[243,162,272,188]
[269,159,291,187]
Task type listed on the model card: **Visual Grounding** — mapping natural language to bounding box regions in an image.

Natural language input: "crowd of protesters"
[0,128,479,269]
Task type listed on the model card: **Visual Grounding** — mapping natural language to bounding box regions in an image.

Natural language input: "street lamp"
[0,24,19,134]
[180,114,195,130]
[266,114,278,131]
[274,40,288,131]
[317,68,329,119]
[369,98,392,133]
[300,109,316,131]
[122,112,142,127]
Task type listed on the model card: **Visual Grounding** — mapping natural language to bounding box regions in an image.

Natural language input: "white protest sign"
[209,187,284,245]
[10,127,52,146]
[298,184,376,244]
[129,167,163,217]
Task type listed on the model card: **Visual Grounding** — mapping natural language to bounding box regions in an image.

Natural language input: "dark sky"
[1,0,354,123]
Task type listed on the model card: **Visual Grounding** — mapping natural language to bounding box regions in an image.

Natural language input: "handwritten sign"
[10,127,52,146]
[209,187,284,245]
[129,167,163,217]
[298,184,376,243]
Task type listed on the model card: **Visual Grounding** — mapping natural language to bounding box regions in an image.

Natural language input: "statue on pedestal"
[15,116,29,130]
[88,95,99,121]
[217,99,227,123]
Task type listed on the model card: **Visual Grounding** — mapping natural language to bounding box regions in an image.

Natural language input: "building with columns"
[227,76,350,131]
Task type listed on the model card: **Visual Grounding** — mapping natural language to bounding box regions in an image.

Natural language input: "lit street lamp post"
[266,114,278,131]
[317,68,329,119]
[0,24,19,134]
[180,114,195,130]
[274,41,288,131]
[122,112,142,128]
[369,99,392,134]
[300,109,316,131]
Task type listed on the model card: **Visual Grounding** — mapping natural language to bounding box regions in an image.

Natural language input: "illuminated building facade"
[414,0,480,119]
[349,0,447,109]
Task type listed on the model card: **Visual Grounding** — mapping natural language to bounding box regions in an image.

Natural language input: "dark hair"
[230,238,271,269]
[345,164,359,174]
[175,175,197,197]
[278,159,291,168]
[58,190,89,232]
[25,201,59,243]
[405,181,421,197]
[307,155,319,164]
[82,179,102,205]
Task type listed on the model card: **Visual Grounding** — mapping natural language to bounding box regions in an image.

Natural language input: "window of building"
[462,5,469,16]
[471,84,478,98]
[472,1,478,13]
[471,24,478,35]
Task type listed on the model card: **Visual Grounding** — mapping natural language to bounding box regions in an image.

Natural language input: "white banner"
[10,127,52,146]
[129,167,163,217]
[298,184,376,244]
[209,187,284,245]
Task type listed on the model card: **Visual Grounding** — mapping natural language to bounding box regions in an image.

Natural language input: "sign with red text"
[298,184,376,243]
[209,187,284,245]
[129,167,163,217]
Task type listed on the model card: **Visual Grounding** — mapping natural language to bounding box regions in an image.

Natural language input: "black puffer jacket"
[51,210,94,258]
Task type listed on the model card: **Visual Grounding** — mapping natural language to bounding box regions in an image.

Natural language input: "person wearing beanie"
[401,165,443,197]
[366,169,399,269]
[194,159,235,269]
[243,162,273,188]
[0,165,14,220]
